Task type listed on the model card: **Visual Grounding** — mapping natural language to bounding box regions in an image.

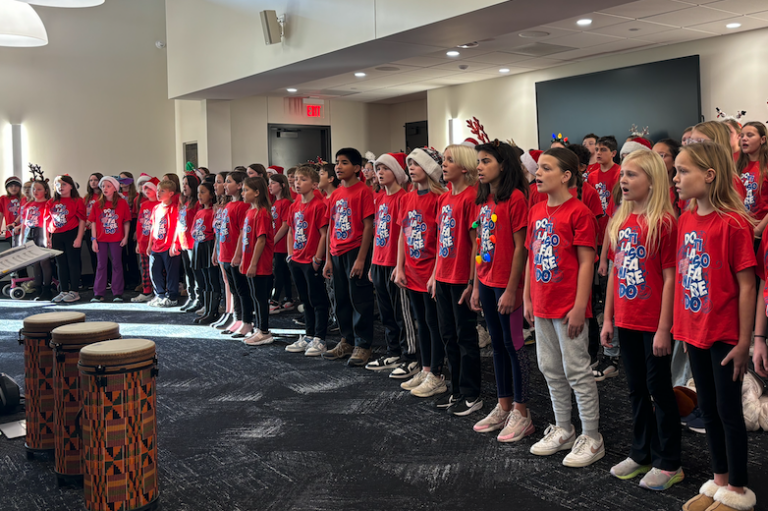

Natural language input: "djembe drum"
[20,311,85,458]
[79,339,159,511]
[50,321,120,485]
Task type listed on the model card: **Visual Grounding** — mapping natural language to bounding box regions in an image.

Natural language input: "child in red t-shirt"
[17,180,52,299]
[427,144,482,416]
[0,176,24,243]
[48,175,86,302]
[524,147,603,467]
[89,176,130,302]
[469,142,532,442]
[364,152,416,375]
[322,148,375,366]
[395,148,446,395]
[191,181,220,325]
[236,177,275,346]
[600,151,683,489]
[178,173,202,312]
[147,180,182,306]
[220,171,253,335]
[673,141,757,511]
[83,173,103,277]
[284,167,330,356]
[131,176,159,302]
[736,121,768,244]
[268,173,295,313]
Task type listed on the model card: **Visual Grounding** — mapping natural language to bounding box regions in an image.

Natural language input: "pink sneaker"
[497,409,535,443]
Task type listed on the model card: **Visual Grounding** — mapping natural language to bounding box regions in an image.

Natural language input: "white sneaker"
[147,296,162,307]
[562,434,605,468]
[304,338,327,357]
[530,424,576,456]
[285,335,309,353]
[478,324,491,348]
[410,372,448,398]
[51,292,67,303]
[473,403,510,433]
[131,293,153,303]
[400,371,427,391]
[497,409,535,443]
[244,330,274,346]
[62,291,80,303]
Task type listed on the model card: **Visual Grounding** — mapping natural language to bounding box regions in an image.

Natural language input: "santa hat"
[620,137,653,157]
[407,147,443,183]
[461,137,480,148]
[136,173,152,191]
[142,176,160,194]
[520,149,543,177]
[99,175,121,193]
[267,165,284,175]
[5,176,22,189]
[374,153,408,185]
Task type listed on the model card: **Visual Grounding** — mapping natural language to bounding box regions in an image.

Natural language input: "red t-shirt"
[436,185,477,284]
[191,208,215,243]
[289,188,298,200]
[528,182,603,219]
[271,198,291,254]
[739,161,768,220]
[476,190,528,289]
[47,197,85,234]
[328,181,375,256]
[136,200,158,252]
[241,207,274,275]
[149,201,180,253]
[526,197,597,319]
[587,163,621,245]
[733,174,747,202]
[217,201,249,263]
[288,196,328,265]
[398,190,440,293]
[83,196,100,222]
[0,195,24,228]
[607,213,677,332]
[88,199,130,243]
[21,201,48,230]
[372,188,405,267]
[177,202,200,251]
[756,237,768,315]
[673,211,755,348]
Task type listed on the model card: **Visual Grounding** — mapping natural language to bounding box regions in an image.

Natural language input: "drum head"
[23,312,85,334]
[51,322,120,346]
[79,339,156,369]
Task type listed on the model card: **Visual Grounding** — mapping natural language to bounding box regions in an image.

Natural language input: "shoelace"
[570,436,589,455]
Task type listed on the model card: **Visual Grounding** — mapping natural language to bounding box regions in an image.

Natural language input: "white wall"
[0,0,175,189]
[428,28,768,152]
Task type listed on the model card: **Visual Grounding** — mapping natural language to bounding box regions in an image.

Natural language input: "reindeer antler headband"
[29,163,48,183]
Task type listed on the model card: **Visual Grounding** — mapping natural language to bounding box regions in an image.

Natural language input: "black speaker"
[0,373,21,414]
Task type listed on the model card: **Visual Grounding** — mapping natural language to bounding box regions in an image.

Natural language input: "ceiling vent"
[508,42,575,57]
[317,89,358,97]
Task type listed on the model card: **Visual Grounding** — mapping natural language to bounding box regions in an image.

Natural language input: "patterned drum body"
[79,339,158,511]
[51,322,120,479]
[21,312,86,453]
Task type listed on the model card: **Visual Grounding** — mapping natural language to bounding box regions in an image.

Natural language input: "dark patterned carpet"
[1,290,767,511]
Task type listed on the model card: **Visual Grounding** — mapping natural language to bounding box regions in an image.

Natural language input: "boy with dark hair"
[147,179,182,307]
[582,133,599,166]
[286,166,298,199]
[322,148,376,366]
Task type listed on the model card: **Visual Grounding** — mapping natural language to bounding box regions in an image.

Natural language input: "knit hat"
[374,153,408,185]
[5,176,22,189]
[267,165,284,175]
[142,176,160,194]
[520,149,543,178]
[407,147,443,183]
[99,175,121,193]
[461,137,480,148]
[620,137,652,157]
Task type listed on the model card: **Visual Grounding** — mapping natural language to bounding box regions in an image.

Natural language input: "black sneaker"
[328,321,340,334]
[435,393,459,409]
[112,295,124,303]
[593,356,620,382]
[448,396,483,417]
[90,295,105,303]
[389,360,419,379]
[365,356,401,372]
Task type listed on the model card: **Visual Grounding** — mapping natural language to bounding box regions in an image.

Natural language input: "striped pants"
[371,264,417,360]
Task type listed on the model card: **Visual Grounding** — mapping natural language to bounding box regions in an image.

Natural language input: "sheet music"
[0,242,62,275]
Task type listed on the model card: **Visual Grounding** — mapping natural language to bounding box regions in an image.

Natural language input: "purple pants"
[94,241,124,297]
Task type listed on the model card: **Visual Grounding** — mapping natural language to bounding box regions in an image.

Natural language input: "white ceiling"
[273,0,768,104]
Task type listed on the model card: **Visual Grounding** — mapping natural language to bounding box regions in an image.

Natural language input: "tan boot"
[321,340,353,360]
[683,481,722,511]
[706,487,756,511]
[347,347,371,367]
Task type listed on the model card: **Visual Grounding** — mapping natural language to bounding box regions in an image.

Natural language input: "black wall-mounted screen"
[535,56,701,150]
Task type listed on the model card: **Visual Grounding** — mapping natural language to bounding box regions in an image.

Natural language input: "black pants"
[51,229,81,292]
[123,218,140,287]
[25,228,52,288]
[150,250,180,300]
[290,261,329,340]
[331,247,374,348]
[619,328,681,470]
[588,262,608,362]
[272,254,293,303]
[201,266,221,293]
[371,264,417,360]
[435,281,480,399]
[688,342,748,487]
[409,289,443,373]
[222,262,253,323]
[248,274,273,332]
[181,249,197,296]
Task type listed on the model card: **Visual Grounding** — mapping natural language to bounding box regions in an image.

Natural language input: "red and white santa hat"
[620,137,653,157]
[136,173,153,191]
[374,152,409,185]
[141,176,160,194]
[267,165,284,175]
[461,137,480,148]
[520,149,543,178]
[5,176,22,189]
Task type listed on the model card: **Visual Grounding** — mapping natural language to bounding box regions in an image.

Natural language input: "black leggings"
[408,289,443,373]
[222,262,253,324]
[201,266,221,293]
[688,342,748,487]
[272,254,293,303]
[51,228,81,292]
[248,274,273,332]
[123,218,139,285]
[435,281,480,398]
[181,249,197,295]
[26,228,52,288]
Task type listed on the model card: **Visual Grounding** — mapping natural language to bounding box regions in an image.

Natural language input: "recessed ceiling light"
[446,50,460,57]
[458,42,478,48]
[519,31,550,38]
[499,68,510,73]
[354,72,366,77]
[286,88,297,93]
[577,19,592,26]
[726,22,741,29]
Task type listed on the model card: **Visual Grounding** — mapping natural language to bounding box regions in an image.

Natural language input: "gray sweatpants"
[535,317,600,435]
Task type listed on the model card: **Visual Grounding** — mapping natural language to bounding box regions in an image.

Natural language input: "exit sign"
[306,105,322,117]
